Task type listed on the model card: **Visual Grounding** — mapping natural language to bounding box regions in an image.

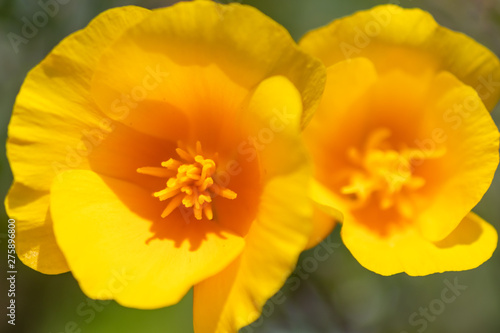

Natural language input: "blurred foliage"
[1,1,499,332]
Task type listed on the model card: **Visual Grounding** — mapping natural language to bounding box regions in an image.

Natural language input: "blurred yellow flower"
[301,5,500,276]
[5,2,326,331]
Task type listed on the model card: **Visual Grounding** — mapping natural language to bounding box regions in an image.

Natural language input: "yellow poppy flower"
[5,2,326,331]
[300,5,500,276]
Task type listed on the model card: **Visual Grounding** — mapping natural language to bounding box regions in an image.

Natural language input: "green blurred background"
[1,0,499,332]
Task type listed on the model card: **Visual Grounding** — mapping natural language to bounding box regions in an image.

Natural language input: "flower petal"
[6,7,156,275]
[51,170,245,309]
[305,180,343,249]
[90,1,325,134]
[303,58,379,191]
[244,75,304,178]
[191,74,314,332]
[7,6,151,191]
[415,71,500,241]
[305,58,499,243]
[213,75,312,238]
[342,211,498,276]
[300,5,500,111]
[305,205,338,249]
[239,74,336,249]
[193,166,313,332]
[5,183,68,274]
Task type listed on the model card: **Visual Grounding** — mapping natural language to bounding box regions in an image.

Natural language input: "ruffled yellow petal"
[5,183,68,274]
[6,6,151,275]
[243,75,303,177]
[300,5,500,111]
[193,165,312,332]
[90,1,325,134]
[414,71,500,241]
[8,6,151,191]
[51,170,245,309]
[341,211,498,276]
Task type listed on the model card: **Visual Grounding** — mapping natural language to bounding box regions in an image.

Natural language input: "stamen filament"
[137,167,175,178]
[175,148,194,162]
[161,195,184,218]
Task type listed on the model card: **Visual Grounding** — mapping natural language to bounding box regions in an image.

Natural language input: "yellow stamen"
[341,128,444,216]
[203,205,213,220]
[211,183,238,200]
[137,141,237,221]
[137,166,175,178]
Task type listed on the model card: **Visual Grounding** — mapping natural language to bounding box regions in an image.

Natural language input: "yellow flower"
[5,2,326,331]
[300,5,500,276]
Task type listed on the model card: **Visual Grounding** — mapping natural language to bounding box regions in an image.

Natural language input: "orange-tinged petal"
[210,150,262,238]
[92,55,249,145]
[304,58,379,190]
[90,1,325,133]
[213,75,310,238]
[414,71,500,241]
[300,5,500,111]
[341,211,498,276]
[193,165,312,333]
[233,74,335,247]
[86,123,178,192]
[51,170,245,309]
[5,183,68,274]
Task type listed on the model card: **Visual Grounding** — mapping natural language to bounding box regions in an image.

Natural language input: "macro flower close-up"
[4,1,326,331]
[3,1,500,333]
[301,4,500,276]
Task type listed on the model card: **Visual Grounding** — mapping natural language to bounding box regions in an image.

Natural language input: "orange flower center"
[341,128,443,217]
[137,141,237,220]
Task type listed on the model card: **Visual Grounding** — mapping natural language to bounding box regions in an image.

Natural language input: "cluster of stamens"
[137,142,237,220]
[341,128,443,217]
